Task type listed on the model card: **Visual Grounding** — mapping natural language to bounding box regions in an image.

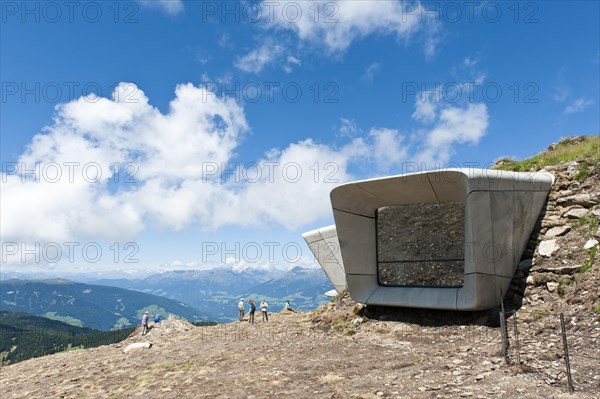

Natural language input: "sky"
[1,0,599,275]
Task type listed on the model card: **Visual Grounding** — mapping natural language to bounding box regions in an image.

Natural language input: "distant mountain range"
[0,279,211,330]
[89,266,333,322]
[0,266,333,323]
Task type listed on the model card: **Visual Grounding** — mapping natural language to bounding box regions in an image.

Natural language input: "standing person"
[260,299,269,322]
[248,299,256,323]
[141,311,150,336]
[238,298,245,321]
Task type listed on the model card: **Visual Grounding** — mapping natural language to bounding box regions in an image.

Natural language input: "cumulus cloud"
[417,103,489,163]
[261,0,436,55]
[369,128,409,171]
[2,83,247,243]
[2,81,488,247]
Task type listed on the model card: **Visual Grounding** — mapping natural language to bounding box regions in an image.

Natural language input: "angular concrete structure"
[305,168,553,311]
[302,225,347,293]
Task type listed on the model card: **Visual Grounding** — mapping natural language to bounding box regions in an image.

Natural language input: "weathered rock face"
[504,152,600,316]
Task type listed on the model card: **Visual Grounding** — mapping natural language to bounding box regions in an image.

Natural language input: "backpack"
[250,303,256,313]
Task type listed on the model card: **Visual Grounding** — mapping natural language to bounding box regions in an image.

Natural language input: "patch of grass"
[573,162,590,180]
[531,310,548,320]
[343,328,356,336]
[593,299,600,314]
[494,135,599,172]
[331,321,350,332]
[579,246,597,273]
[557,284,566,296]
[576,214,599,237]
[59,344,83,353]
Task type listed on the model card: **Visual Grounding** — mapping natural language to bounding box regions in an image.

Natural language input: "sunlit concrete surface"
[302,225,347,293]
[308,169,554,311]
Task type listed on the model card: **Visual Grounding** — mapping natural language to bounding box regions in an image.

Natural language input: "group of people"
[237,298,296,322]
[140,298,296,334]
[238,298,269,323]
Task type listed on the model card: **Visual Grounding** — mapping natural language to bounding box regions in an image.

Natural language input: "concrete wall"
[306,168,553,311]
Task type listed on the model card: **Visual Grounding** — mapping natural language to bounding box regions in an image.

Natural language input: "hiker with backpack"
[248,299,256,323]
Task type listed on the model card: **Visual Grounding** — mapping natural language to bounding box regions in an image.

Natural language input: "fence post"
[500,312,508,364]
[559,313,574,393]
[499,304,509,363]
[512,311,521,364]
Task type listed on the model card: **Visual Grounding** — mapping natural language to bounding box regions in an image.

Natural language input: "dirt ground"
[1,304,596,399]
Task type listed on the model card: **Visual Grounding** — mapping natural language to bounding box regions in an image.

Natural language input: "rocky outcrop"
[505,152,600,315]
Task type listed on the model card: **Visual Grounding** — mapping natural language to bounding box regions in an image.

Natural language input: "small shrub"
[594,300,600,314]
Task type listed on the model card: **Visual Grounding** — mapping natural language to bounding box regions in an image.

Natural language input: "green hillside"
[0,311,134,365]
[494,135,599,172]
[0,279,211,330]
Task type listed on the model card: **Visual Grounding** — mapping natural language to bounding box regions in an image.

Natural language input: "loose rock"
[563,208,590,219]
[545,225,571,237]
[538,240,559,257]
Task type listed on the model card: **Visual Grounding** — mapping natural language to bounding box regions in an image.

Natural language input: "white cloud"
[283,55,302,74]
[417,103,489,163]
[260,0,437,56]
[412,88,440,123]
[138,0,184,15]
[369,128,408,171]
[235,43,284,73]
[363,62,381,83]
[564,97,593,114]
[338,117,359,137]
[2,82,488,248]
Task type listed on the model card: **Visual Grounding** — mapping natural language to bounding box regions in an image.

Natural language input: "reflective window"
[377,202,464,287]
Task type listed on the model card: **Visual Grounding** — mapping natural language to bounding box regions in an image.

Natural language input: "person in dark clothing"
[248,299,256,323]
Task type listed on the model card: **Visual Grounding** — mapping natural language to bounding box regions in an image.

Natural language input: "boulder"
[123,342,152,353]
[583,239,599,250]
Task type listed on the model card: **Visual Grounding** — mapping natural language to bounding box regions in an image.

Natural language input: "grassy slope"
[494,134,599,172]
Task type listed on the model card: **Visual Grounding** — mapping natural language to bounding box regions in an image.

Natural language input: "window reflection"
[377,202,465,287]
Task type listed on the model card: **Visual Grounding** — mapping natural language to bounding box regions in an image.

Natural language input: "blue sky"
[1,0,599,274]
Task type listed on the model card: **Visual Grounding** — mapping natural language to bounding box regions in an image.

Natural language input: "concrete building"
[303,169,554,310]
